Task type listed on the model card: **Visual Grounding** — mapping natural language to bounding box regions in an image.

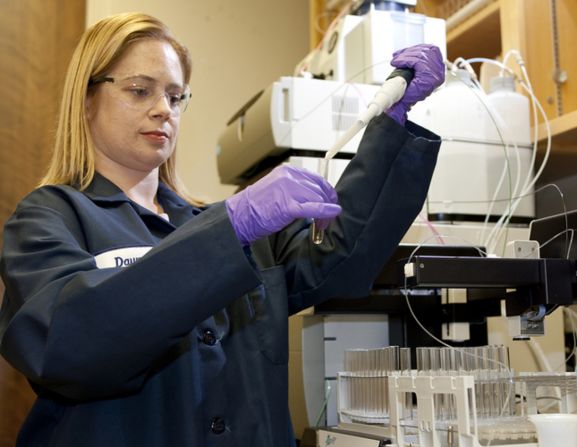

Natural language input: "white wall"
[88,0,310,201]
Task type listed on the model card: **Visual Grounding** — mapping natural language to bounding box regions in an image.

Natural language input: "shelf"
[446,1,501,60]
[536,109,577,152]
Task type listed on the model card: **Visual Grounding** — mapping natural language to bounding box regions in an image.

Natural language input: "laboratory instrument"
[217,0,446,185]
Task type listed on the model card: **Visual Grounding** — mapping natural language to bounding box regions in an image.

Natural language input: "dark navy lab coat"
[0,114,440,446]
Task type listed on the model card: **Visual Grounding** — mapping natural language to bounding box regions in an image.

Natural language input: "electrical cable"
[453,58,522,246]
[447,65,518,224]
[293,31,550,257]
[526,338,554,372]
[460,56,552,254]
[426,183,563,205]
[416,212,445,245]
[467,55,541,198]
[427,182,571,259]
[443,59,519,254]
[452,59,524,253]
[539,229,574,260]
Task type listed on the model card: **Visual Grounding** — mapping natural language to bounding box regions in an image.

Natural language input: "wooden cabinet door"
[0,1,85,445]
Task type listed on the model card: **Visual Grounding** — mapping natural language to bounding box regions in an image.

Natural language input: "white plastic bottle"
[486,75,531,147]
[486,75,535,218]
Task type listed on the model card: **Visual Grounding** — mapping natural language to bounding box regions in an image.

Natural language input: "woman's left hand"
[386,44,445,125]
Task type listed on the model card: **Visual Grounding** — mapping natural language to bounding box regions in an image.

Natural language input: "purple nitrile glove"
[386,44,445,126]
[225,164,342,246]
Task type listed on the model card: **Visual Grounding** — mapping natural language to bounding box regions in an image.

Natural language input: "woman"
[0,12,444,447]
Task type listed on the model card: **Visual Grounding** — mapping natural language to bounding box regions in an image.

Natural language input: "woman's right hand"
[225,165,342,246]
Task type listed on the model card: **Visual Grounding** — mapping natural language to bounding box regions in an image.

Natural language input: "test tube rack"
[335,346,577,446]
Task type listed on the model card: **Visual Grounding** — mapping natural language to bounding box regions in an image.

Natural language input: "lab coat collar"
[83,172,200,227]
[83,173,189,208]
[82,173,131,203]
[156,182,190,210]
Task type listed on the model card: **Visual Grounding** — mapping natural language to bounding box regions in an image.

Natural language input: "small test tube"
[311,219,325,245]
[311,159,329,245]
[400,347,412,375]
[399,348,413,420]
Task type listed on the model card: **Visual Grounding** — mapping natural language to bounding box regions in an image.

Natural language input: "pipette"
[311,68,415,245]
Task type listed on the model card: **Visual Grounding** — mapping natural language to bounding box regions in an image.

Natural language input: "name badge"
[94,246,153,269]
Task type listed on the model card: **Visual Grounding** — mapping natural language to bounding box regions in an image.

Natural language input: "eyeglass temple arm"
[88,76,114,86]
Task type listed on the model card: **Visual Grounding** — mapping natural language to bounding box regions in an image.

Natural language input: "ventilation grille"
[332,95,359,131]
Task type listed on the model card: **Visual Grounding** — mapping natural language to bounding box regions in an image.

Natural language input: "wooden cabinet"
[419,0,577,152]
[309,0,577,151]
[0,1,86,446]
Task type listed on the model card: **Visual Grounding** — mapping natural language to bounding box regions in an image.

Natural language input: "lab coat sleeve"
[270,113,441,313]
[0,200,261,401]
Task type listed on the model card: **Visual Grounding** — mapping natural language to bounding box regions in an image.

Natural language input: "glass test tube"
[311,159,329,245]
[399,348,414,420]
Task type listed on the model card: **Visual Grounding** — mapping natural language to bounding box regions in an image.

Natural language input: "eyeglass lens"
[111,75,190,114]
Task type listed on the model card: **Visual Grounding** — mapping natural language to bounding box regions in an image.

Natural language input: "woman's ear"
[85,90,96,120]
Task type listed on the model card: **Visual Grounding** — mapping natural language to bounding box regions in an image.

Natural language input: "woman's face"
[87,39,186,177]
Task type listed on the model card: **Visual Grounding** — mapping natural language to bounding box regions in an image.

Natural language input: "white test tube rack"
[388,374,479,447]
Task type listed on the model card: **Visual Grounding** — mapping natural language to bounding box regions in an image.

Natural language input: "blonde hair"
[40,12,202,206]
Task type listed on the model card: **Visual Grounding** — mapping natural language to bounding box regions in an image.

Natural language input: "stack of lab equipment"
[217,0,446,187]
[214,1,577,444]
